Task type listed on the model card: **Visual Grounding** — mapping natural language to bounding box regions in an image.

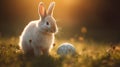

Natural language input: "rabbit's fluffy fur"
[19,2,58,56]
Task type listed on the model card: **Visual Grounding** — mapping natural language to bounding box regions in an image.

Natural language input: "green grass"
[0,37,120,67]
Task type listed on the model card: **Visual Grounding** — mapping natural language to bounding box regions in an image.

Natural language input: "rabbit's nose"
[51,29,55,33]
[51,28,56,33]
[52,28,58,34]
[51,25,58,33]
[55,28,58,34]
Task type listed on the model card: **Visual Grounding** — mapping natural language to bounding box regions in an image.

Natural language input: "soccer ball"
[57,43,76,56]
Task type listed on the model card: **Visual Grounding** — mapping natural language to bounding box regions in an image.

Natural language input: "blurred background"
[0,0,120,42]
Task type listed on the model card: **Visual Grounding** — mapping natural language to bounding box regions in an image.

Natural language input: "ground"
[0,37,120,67]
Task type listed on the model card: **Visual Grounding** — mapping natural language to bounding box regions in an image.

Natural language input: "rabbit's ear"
[38,2,46,19]
[47,2,55,16]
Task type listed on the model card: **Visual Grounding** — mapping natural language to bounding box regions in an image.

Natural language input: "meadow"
[0,37,120,67]
[0,0,120,67]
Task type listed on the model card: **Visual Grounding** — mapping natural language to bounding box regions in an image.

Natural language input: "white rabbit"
[19,2,58,56]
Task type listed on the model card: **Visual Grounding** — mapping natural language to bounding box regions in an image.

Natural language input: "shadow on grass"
[0,42,62,67]
[16,53,63,67]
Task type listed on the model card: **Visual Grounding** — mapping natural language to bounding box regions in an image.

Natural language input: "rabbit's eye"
[46,22,49,25]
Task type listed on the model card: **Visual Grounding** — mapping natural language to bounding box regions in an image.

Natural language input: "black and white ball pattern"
[57,43,76,56]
